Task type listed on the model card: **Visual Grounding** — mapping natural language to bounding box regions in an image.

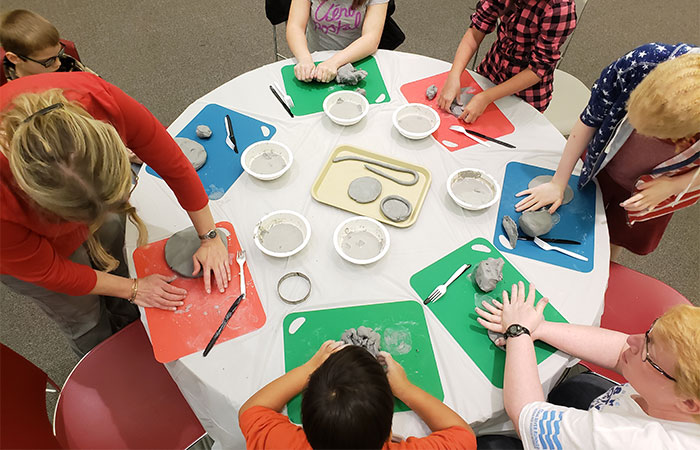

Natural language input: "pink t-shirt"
[306,0,389,52]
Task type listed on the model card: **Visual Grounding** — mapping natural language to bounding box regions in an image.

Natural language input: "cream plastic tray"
[311,145,432,228]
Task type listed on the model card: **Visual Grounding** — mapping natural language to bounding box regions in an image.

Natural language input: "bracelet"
[128,278,138,303]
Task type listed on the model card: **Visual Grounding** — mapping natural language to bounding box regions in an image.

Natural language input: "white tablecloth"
[127,50,609,449]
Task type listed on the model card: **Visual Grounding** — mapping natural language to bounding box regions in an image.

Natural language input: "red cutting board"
[400,71,515,151]
[133,221,266,363]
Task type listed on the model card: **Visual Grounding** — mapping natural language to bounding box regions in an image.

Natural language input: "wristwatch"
[198,229,218,240]
[504,324,531,339]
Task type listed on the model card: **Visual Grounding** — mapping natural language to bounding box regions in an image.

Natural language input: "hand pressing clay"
[354,87,367,97]
[502,215,519,249]
[335,63,368,86]
[426,84,438,100]
[195,125,212,139]
[528,175,574,205]
[174,137,207,170]
[449,87,476,117]
[341,326,381,357]
[519,210,554,237]
[164,226,228,278]
[475,257,504,292]
[348,176,382,203]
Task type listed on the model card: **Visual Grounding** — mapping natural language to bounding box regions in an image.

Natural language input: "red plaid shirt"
[471,0,577,111]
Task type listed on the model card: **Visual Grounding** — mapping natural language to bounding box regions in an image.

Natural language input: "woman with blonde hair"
[0,72,230,355]
[515,43,700,259]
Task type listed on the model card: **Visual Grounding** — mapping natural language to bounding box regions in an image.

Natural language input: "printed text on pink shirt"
[312,1,363,35]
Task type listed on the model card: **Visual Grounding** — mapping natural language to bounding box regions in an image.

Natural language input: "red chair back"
[53,320,205,449]
[581,262,692,383]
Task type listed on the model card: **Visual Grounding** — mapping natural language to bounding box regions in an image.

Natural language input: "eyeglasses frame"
[18,42,66,68]
[643,319,677,382]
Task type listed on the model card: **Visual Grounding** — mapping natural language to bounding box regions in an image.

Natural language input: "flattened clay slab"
[528,175,574,205]
[380,195,412,222]
[174,137,207,170]
[164,226,227,278]
[474,257,504,292]
[341,326,381,357]
[519,210,554,237]
[348,176,382,203]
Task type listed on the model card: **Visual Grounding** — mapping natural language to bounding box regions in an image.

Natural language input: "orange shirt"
[239,406,477,450]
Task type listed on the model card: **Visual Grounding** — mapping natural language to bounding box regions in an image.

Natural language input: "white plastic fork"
[533,237,588,261]
[236,250,247,297]
[424,264,470,304]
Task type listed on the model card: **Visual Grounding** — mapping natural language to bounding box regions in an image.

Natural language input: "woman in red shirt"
[0,72,230,355]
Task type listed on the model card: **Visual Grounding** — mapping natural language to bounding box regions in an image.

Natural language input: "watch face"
[505,324,529,338]
[206,230,218,239]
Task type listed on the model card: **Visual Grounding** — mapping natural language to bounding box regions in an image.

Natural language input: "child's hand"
[313,61,337,83]
[294,61,316,82]
[459,92,490,123]
[437,76,461,110]
[620,176,679,212]
[377,351,411,397]
[304,340,346,372]
[515,181,566,213]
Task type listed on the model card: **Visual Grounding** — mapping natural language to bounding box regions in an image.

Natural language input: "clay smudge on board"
[382,327,412,355]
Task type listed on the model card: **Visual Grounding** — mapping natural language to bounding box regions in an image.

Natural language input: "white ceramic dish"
[241,141,293,181]
[333,216,390,265]
[446,168,501,211]
[253,210,311,258]
[392,103,440,140]
[322,90,370,126]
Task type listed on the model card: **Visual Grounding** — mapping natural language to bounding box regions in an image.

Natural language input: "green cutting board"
[282,301,443,424]
[409,238,568,388]
[281,56,391,116]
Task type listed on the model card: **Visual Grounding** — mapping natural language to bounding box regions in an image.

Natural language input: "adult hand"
[476,281,548,338]
[192,237,231,294]
[459,92,491,124]
[313,61,337,83]
[294,61,316,82]
[377,351,411,398]
[437,76,461,111]
[134,274,187,311]
[304,340,347,372]
[620,176,679,212]
[515,181,566,213]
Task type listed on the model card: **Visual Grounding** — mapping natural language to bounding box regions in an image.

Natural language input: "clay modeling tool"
[533,237,588,261]
[456,125,515,149]
[202,293,245,357]
[423,263,471,304]
[273,81,294,108]
[224,114,238,153]
[518,236,581,245]
[449,125,491,148]
[270,85,294,118]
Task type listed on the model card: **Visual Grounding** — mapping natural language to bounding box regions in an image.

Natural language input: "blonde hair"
[654,305,700,421]
[0,9,59,56]
[1,89,147,272]
[627,53,700,140]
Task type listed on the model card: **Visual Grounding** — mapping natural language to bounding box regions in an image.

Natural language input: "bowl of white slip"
[333,216,390,265]
[253,210,311,258]
[241,141,293,181]
[392,103,440,139]
[323,90,370,126]
[447,168,501,211]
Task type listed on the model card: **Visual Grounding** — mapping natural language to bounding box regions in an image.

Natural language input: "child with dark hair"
[239,341,476,449]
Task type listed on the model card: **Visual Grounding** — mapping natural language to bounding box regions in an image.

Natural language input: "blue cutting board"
[145,104,276,200]
[493,162,596,272]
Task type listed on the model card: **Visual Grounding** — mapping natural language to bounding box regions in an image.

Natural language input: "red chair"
[53,320,206,449]
[580,262,692,383]
[0,344,62,449]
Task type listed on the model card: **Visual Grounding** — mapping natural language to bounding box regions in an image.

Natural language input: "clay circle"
[174,137,207,170]
[528,175,574,205]
[164,226,228,278]
[277,272,311,304]
[380,195,413,222]
[348,176,382,204]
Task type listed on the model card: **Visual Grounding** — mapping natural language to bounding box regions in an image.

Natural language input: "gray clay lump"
[348,176,382,204]
[336,63,368,86]
[195,125,212,139]
[528,175,574,205]
[449,88,476,117]
[174,137,207,170]
[502,215,519,249]
[341,326,381,357]
[426,84,438,100]
[519,210,554,237]
[475,257,504,293]
[333,155,419,186]
[354,87,367,97]
[164,226,228,278]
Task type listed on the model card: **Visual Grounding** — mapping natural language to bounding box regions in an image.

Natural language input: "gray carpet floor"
[1,0,698,424]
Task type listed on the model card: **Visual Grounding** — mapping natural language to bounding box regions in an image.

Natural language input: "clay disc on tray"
[164,226,228,278]
[528,175,574,205]
[348,176,382,204]
[175,137,207,170]
[380,195,413,222]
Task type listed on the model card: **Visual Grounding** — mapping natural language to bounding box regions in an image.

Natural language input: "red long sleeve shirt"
[0,72,208,295]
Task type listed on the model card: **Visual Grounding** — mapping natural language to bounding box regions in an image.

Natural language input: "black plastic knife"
[518,236,581,245]
[203,293,245,357]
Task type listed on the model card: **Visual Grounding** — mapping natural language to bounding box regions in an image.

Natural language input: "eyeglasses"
[643,319,676,382]
[19,42,65,68]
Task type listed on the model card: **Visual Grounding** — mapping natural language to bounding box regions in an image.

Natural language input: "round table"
[128,50,609,449]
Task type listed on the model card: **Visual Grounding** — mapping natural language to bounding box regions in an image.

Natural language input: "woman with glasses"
[475,282,700,449]
[0,72,231,356]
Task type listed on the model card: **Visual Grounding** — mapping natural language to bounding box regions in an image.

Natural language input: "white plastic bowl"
[446,168,501,211]
[241,141,293,181]
[253,210,311,258]
[392,103,440,139]
[322,90,370,126]
[333,216,390,265]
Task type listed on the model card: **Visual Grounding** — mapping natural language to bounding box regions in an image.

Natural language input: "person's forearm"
[551,119,596,187]
[481,69,541,104]
[239,363,313,418]
[535,321,629,372]
[90,270,132,299]
[504,335,545,433]
[325,4,387,69]
[396,383,472,433]
[186,204,217,236]
[286,0,313,63]
[447,28,485,81]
